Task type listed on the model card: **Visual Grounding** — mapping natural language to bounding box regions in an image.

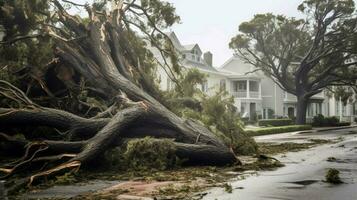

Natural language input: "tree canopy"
[230,0,357,124]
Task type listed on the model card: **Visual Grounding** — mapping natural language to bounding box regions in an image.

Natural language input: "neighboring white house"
[155,32,357,122]
[219,55,357,122]
[154,32,228,97]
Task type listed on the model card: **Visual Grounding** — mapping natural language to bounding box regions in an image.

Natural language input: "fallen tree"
[0,0,242,189]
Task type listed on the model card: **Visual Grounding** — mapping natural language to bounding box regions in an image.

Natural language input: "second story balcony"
[230,80,261,99]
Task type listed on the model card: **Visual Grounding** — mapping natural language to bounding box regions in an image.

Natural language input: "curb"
[252,125,357,139]
[315,125,357,132]
[299,125,357,134]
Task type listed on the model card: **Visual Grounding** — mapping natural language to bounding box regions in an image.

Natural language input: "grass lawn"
[245,125,312,136]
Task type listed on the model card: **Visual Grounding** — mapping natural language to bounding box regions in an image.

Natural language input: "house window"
[316,103,322,115]
[201,81,208,92]
[238,81,247,91]
[283,107,286,116]
[307,104,313,117]
[241,103,247,117]
[233,81,247,92]
[249,81,259,92]
[263,108,274,119]
[220,79,226,90]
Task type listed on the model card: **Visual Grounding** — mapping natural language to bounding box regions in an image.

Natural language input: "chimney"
[204,51,213,66]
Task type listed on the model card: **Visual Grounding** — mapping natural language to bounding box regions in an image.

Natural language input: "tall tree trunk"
[296,95,308,125]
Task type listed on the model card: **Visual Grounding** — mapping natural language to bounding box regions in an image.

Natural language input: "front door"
[250,103,256,120]
[288,107,295,119]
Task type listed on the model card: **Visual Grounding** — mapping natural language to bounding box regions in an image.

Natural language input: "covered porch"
[235,99,263,120]
[229,78,262,99]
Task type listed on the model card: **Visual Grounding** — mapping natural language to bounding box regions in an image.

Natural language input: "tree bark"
[296,95,308,125]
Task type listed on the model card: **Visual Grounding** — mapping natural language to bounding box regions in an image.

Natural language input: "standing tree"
[0,0,243,189]
[229,0,357,124]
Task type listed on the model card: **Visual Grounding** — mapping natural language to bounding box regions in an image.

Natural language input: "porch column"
[259,81,262,99]
[247,102,251,119]
[348,104,353,123]
[339,97,343,121]
[247,80,250,98]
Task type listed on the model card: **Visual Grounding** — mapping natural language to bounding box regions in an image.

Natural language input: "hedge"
[312,114,351,127]
[336,122,351,127]
[258,119,293,127]
[245,125,312,136]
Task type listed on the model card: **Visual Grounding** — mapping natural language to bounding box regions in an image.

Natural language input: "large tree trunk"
[0,1,240,188]
[296,95,309,125]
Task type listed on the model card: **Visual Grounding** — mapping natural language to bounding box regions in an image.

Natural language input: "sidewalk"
[253,125,357,141]
[303,125,357,133]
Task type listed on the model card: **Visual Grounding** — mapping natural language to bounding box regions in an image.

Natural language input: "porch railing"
[231,91,260,99]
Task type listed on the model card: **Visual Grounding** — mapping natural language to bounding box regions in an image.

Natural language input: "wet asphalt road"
[203,127,357,200]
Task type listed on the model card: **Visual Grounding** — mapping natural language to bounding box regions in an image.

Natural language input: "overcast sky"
[74,0,354,67]
[165,0,304,67]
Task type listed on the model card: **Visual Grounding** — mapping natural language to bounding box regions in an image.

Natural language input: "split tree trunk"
[0,1,240,186]
[48,4,237,165]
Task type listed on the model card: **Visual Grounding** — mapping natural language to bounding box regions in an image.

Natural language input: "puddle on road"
[286,180,319,186]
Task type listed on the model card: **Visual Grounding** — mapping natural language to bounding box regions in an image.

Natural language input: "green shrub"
[312,114,326,126]
[245,125,312,136]
[258,119,293,127]
[325,116,339,126]
[325,168,342,184]
[312,114,350,127]
[124,137,178,171]
[231,132,259,156]
[337,122,351,126]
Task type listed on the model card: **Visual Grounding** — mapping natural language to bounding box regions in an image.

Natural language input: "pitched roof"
[181,59,218,73]
[183,44,196,50]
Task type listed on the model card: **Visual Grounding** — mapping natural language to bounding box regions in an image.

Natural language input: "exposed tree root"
[28,160,81,187]
[0,143,48,179]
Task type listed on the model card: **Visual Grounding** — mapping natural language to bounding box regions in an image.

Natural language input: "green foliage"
[333,87,354,106]
[170,68,207,98]
[312,114,337,127]
[182,90,258,156]
[229,13,310,88]
[258,119,293,127]
[0,0,53,69]
[53,172,78,185]
[312,114,350,127]
[123,137,178,171]
[163,69,258,155]
[246,125,312,136]
[140,0,180,28]
[325,168,343,184]
[259,139,331,155]
[298,0,355,16]
[223,183,233,193]
[161,67,258,156]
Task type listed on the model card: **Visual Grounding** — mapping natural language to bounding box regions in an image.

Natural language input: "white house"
[155,32,357,122]
[154,32,228,97]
